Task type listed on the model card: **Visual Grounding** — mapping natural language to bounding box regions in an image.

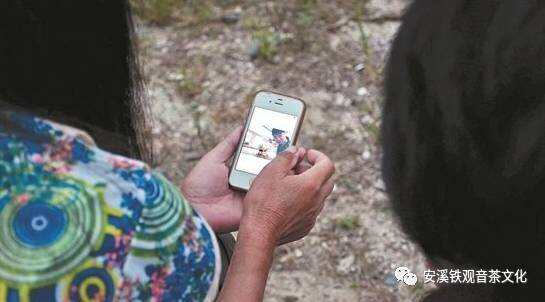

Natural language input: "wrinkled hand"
[181,127,245,233]
[242,146,335,245]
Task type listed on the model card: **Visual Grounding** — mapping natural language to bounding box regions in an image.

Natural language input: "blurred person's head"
[382,0,545,300]
[272,128,288,144]
[0,0,150,162]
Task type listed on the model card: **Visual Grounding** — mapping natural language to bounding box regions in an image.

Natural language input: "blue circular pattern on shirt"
[144,174,163,205]
[13,202,67,247]
[69,267,114,302]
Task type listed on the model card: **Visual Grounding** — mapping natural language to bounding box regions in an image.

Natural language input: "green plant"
[353,0,380,81]
[295,0,316,27]
[253,29,280,62]
[189,101,211,151]
[187,1,214,24]
[131,0,216,26]
[175,68,203,97]
[292,0,316,49]
[131,0,177,25]
[243,15,265,31]
[336,216,361,231]
[174,56,206,97]
[365,123,380,142]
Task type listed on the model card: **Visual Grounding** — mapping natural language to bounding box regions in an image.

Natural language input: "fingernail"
[286,146,297,153]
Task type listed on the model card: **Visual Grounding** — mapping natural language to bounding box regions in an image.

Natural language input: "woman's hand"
[241,146,335,245]
[218,147,335,302]
[181,127,245,233]
[181,125,335,242]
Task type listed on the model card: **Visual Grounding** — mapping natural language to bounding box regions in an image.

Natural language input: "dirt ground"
[135,1,433,301]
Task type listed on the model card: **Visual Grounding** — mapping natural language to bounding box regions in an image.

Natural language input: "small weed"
[188,2,214,24]
[364,122,380,142]
[175,61,206,97]
[177,73,202,97]
[336,216,361,231]
[252,29,281,62]
[353,0,380,82]
[293,0,317,49]
[242,15,267,31]
[296,11,314,28]
[295,0,316,27]
[131,0,178,25]
[189,101,211,151]
[132,0,216,26]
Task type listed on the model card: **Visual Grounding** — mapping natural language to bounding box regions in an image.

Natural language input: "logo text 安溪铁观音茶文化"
[393,266,528,286]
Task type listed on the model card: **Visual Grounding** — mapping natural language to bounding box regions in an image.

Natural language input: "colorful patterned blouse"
[0,111,220,301]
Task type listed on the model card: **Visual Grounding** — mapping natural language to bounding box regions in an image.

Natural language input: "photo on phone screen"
[235,107,298,175]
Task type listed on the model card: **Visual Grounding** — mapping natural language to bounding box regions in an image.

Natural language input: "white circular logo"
[394,266,418,286]
[394,266,410,281]
[403,272,418,286]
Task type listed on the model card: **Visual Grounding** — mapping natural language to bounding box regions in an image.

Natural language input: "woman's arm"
[217,148,336,301]
[216,220,277,301]
[181,128,334,300]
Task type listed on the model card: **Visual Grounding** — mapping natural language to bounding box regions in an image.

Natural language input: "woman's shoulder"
[0,111,220,301]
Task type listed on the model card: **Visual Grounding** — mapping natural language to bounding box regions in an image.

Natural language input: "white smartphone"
[229,90,306,191]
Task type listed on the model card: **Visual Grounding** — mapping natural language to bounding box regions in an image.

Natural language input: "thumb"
[204,126,243,163]
[259,146,302,177]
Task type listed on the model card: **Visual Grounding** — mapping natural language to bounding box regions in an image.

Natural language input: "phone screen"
[235,107,299,175]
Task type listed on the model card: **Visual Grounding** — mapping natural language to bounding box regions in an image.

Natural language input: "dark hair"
[383,0,545,300]
[0,0,151,163]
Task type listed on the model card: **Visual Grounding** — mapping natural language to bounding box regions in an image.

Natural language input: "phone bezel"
[228,90,306,191]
